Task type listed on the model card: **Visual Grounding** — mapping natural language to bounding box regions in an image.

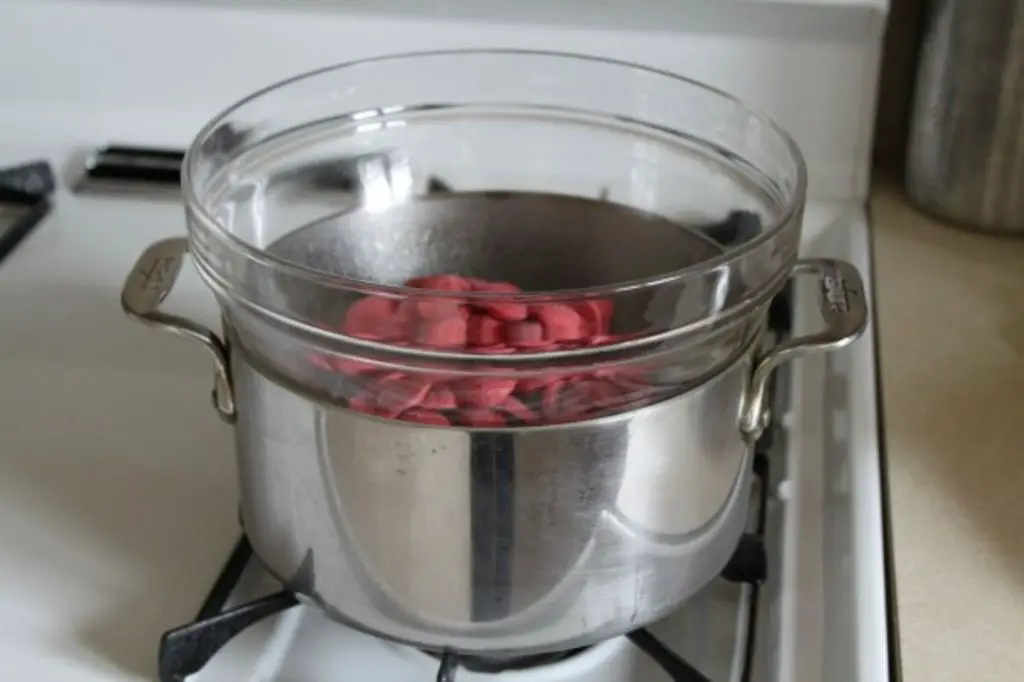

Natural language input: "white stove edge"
[782,206,888,682]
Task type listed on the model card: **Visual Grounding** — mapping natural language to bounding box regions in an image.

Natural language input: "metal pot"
[121,236,866,655]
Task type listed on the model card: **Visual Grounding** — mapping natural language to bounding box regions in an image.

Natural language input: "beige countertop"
[872,183,1024,682]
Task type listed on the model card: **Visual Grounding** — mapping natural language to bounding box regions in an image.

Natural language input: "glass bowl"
[182,50,806,426]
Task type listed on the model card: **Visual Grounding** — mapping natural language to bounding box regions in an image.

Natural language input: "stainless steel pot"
[121,237,866,655]
[906,0,1024,233]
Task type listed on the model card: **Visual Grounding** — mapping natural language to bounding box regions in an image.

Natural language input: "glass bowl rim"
[181,48,808,302]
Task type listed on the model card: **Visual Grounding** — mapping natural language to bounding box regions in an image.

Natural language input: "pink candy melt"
[467,315,504,346]
[342,296,398,339]
[375,375,432,414]
[416,298,465,320]
[400,409,451,426]
[462,409,508,427]
[506,321,548,348]
[470,279,529,321]
[484,302,529,321]
[500,396,537,424]
[325,272,652,426]
[532,303,587,342]
[421,387,458,411]
[416,316,468,348]
[332,358,380,375]
[457,378,518,408]
[575,300,614,336]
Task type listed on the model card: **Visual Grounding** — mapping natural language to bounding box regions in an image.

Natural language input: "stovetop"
[0,0,893,678]
[0,144,890,682]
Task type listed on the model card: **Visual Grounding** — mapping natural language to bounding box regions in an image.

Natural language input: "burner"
[429,648,600,682]
[428,634,715,682]
[425,648,590,674]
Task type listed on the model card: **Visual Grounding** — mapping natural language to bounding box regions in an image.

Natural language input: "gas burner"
[429,632,717,682]
[424,648,590,674]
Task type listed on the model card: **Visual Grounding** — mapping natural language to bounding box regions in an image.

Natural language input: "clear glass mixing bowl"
[183,50,806,426]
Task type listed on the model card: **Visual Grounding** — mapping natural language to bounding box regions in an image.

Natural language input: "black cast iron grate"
[156,289,791,682]
[0,160,54,266]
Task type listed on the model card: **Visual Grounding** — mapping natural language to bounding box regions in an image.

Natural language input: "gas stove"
[0,2,894,682]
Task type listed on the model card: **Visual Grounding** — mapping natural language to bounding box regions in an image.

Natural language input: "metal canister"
[906,0,1024,233]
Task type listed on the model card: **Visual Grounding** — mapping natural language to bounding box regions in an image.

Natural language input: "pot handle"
[120,237,236,423]
[740,258,867,438]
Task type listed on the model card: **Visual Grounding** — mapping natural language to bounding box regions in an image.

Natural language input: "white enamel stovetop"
[0,1,891,681]
[0,172,888,682]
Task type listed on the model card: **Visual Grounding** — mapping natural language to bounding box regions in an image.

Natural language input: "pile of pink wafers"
[313,274,655,426]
